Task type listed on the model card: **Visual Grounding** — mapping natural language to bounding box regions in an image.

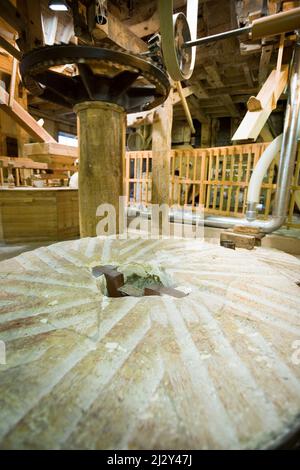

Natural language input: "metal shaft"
[184,25,252,48]
[273,36,300,219]
[184,7,300,49]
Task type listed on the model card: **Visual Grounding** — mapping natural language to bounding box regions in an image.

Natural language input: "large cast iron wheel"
[20,45,171,113]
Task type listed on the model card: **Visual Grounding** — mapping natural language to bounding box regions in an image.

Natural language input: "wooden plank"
[92,11,148,54]
[273,34,285,105]
[191,151,197,207]
[24,142,77,160]
[226,149,235,213]
[0,86,56,143]
[212,149,220,210]
[206,149,213,209]
[234,149,244,214]
[173,85,197,105]
[232,66,289,141]
[219,148,227,212]
[0,156,48,170]
[0,34,22,60]
[220,230,256,250]
[9,56,18,107]
[258,44,273,86]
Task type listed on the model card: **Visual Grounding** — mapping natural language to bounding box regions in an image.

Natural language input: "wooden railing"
[287,149,300,229]
[125,143,300,229]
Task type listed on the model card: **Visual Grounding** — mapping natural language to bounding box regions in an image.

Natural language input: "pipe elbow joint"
[258,215,286,233]
[246,202,258,221]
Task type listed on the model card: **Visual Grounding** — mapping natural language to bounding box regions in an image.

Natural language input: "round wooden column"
[74,101,126,237]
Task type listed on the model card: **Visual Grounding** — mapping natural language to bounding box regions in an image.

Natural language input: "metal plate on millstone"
[20,45,171,113]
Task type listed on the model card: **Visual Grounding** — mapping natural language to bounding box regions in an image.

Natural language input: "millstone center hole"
[92,263,187,299]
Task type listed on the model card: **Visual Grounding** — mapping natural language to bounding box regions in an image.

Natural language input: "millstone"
[0,237,300,449]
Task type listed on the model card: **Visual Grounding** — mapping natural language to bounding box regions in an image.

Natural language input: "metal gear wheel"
[20,45,171,113]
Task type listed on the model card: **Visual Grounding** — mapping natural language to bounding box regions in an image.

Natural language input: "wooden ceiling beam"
[191,82,209,99]
[243,63,255,88]
[258,43,274,86]
[221,94,240,118]
[232,65,288,141]
[187,95,210,124]
[29,108,77,129]
[0,0,26,34]
[207,86,259,96]
[16,0,44,52]
[92,11,148,53]
[0,85,56,143]
[0,34,21,60]
[204,63,225,88]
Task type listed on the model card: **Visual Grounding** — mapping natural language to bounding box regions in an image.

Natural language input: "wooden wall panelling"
[0,188,79,243]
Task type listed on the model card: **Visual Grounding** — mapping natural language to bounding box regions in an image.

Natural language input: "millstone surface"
[0,237,300,449]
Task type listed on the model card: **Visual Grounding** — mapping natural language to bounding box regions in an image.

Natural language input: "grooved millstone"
[0,237,300,449]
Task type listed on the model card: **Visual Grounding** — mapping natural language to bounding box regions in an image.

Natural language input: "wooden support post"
[151,91,173,206]
[201,119,211,148]
[273,33,285,105]
[74,101,125,238]
[175,81,196,134]
[0,161,3,186]
[9,57,18,107]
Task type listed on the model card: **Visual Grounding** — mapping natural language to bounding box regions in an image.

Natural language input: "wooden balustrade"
[125,143,300,229]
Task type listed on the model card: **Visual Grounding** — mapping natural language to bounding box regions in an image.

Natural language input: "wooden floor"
[0,237,300,449]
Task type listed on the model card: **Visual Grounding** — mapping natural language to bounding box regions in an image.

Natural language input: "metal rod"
[184,25,252,48]
[185,7,300,49]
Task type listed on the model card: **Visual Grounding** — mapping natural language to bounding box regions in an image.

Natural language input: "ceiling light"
[48,0,69,11]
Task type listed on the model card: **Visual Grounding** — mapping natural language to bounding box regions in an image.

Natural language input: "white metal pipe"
[247,134,282,204]
[246,133,282,220]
